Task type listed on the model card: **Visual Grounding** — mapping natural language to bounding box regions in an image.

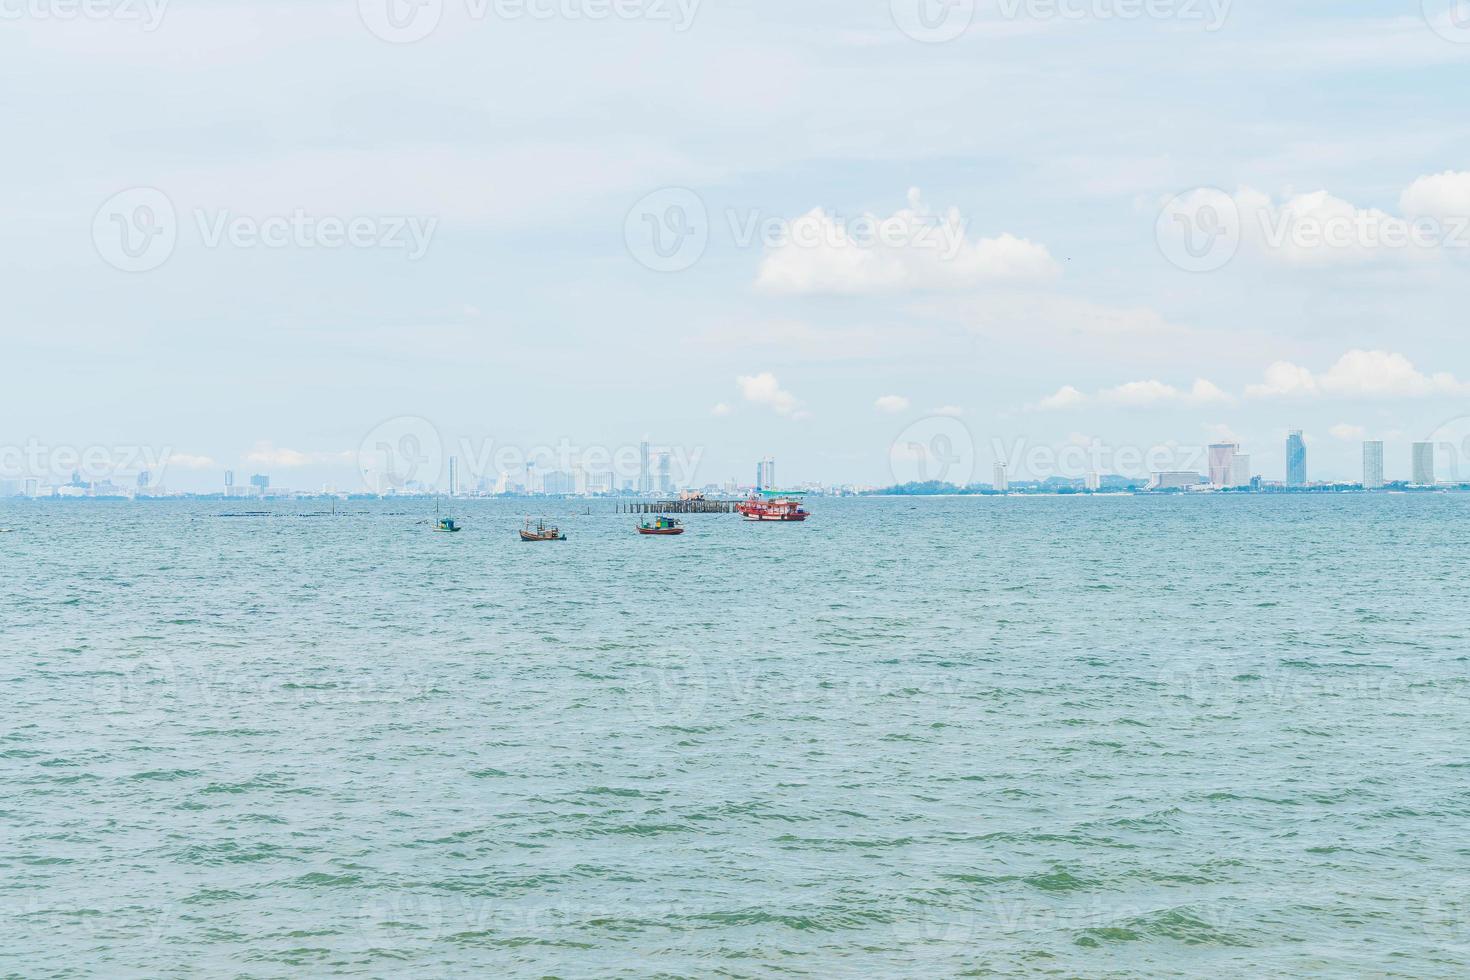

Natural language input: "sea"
[4,494,1470,977]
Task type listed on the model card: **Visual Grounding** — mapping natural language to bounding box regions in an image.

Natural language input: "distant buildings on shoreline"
[3,433,1466,501]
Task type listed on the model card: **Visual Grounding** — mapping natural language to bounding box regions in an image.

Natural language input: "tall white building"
[1412,442,1436,486]
[1229,453,1251,488]
[993,462,1009,493]
[1363,441,1385,489]
[1208,443,1239,487]
[1085,472,1101,492]
[756,457,776,491]
[448,456,460,497]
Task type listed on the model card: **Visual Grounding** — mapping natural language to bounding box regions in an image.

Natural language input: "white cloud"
[1229,173,1470,267]
[736,373,801,416]
[1401,171,1470,219]
[244,443,354,467]
[1330,423,1367,441]
[874,395,910,414]
[1236,188,1412,267]
[1101,378,1231,407]
[711,402,732,417]
[1246,350,1470,399]
[932,405,965,417]
[756,188,1058,295]
[1033,385,1087,411]
[1245,360,1320,398]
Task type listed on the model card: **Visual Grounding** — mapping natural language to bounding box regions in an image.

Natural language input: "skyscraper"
[638,442,652,494]
[1413,442,1436,486]
[1286,430,1307,486]
[1230,453,1251,488]
[657,453,673,494]
[756,457,776,491]
[1362,441,1385,489]
[1208,443,1238,487]
[993,462,1009,493]
[448,456,460,497]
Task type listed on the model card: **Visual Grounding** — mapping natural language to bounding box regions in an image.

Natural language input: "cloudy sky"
[7,0,1470,489]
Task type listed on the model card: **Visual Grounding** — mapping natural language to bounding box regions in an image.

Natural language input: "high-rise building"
[657,452,673,494]
[1286,430,1307,486]
[448,456,460,497]
[1085,472,1101,492]
[993,462,1009,493]
[136,471,151,490]
[1413,442,1436,486]
[756,457,776,491]
[1208,443,1239,487]
[249,474,270,497]
[638,442,652,494]
[1363,441,1385,489]
[542,470,576,495]
[1230,453,1251,488]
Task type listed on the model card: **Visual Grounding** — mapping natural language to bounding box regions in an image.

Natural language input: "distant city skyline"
[5,412,1470,495]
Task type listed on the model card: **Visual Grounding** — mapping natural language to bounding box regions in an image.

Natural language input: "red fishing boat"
[736,491,809,522]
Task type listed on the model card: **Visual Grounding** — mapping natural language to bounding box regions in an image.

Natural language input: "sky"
[6,0,1470,490]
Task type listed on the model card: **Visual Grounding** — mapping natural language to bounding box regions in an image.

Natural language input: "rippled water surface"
[5,495,1470,977]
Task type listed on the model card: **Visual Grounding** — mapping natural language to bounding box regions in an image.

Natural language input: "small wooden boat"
[638,516,685,536]
[433,517,462,533]
[520,517,566,542]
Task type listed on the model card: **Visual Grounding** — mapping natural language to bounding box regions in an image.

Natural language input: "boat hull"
[637,527,685,535]
[519,531,566,541]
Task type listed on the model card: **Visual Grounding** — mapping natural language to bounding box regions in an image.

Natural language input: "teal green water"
[5,496,1470,976]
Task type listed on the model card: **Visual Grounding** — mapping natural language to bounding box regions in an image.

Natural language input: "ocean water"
[4,494,1470,977]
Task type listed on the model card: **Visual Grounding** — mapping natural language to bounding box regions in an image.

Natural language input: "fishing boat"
[520,517,566,542]
[737,490,810,522]
[427,497,461,533]
[637,516,685,536]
